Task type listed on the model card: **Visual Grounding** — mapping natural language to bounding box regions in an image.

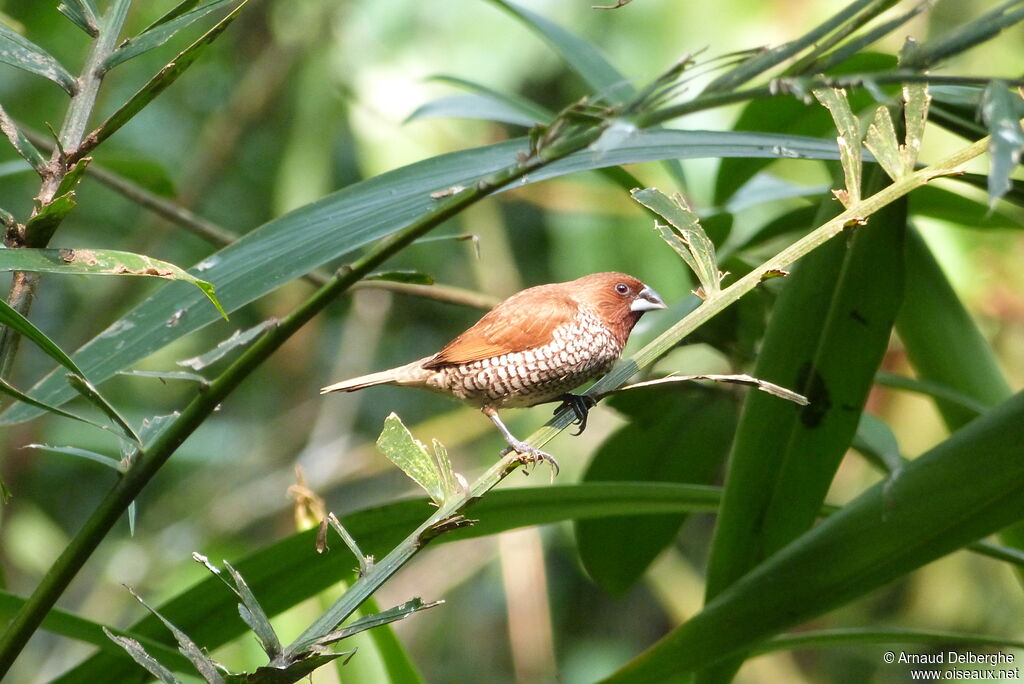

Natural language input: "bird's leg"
[482,406,560,476]
[550,393,597,436]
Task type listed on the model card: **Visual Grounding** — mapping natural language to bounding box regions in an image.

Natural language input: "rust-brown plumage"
[321,272,666,471]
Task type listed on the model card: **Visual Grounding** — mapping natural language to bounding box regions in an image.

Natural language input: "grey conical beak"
[631,285,667,312]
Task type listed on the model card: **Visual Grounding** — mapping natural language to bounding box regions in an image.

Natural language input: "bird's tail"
[319,358,434,394]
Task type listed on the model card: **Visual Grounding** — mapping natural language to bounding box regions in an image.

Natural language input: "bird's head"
[573,272,667,340]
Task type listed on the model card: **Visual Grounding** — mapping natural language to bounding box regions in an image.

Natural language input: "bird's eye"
[614,283,630,295]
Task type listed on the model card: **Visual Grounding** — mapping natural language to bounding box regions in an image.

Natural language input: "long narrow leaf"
[0,104,46,173]
[0,23,76,94]
[0,380,112,436]
[980,81,1024,205]
[2,129,843,426]
[0,248,225,317]
[607,391,1024,682]
[57,0,99,36]
[104,0,238,70]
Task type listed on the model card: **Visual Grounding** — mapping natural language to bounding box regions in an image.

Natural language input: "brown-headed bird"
[321,272,666,472]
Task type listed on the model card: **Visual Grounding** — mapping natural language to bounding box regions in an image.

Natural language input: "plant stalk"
[0,0,133,381]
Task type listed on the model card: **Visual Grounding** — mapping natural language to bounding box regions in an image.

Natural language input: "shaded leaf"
[224,654,346,684]
[0,248,225,317]
[850,413,902,473]
[299,598,441,650]
[82,0,249,155]
[57,0,99,36]
[605,391,1024,682]
[117,370,209,386]
[756,627,1024,655]
[427,74,553,122]
[177,320,276,371]
[576,389,736,594]
[103,629,181,684]
[223,561,281,660]
[863,105,903,180]
[813,87,862,206]
[406,94,539,127]
[104,0,239,70]
[980,81,1024,206]
[23,192,76,248]
[0,22,76,93]
[0,379,113,435]
[0,104,46,173]
[124,586,224,684]
[24,443,123,471]
[364,271,435,285]
[65,374,141,446]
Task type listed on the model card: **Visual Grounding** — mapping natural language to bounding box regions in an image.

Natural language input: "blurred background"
[0,0,1022,682]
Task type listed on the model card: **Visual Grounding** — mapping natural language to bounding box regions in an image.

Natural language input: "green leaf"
[700,168,907,679]
[895,229,1012,429]
[605,391,1024,682]
[376,413,452,505]
[364,270,435,285]
[0,299,82,378]
[57,0,99,36]
[66,374,141,446]
[296,598,440,651]
[103,629,181,684]
[813,87,862,206]
[980,81,1024,206]
[0,379,113,436]
[488,0,633,103]
[756,627,1024,655]
[631,188,721,296]
[874,371,989,417]
[23,444,124,472]
[177,320,275,371]
[0,248,225,318]
[1,128,844,426]
[117,370,209,386]
[123,587,223,684]
[576,389,735,594]
[56,482,720,683]
[864,105,904,180]
[850,412,901,473]
[223,561,281,660]
[910,184,1023,231]
[0,590,192,671]
[427,74,554,122]
[406,94,540,127]
[0,104,46,173]
[0,22,76,94]
[83,0,249,154]
[23,192,76,248]
[104,0,239,70]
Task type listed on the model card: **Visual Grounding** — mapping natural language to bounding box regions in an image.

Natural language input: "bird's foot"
[500,441,560,477]
[553,393,597,436]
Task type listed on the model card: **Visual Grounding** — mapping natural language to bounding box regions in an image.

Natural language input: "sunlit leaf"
[376,413,449,505]
[103,629,181,684]
[813,87,862,206]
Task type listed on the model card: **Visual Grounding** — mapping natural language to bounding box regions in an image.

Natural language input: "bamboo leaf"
[631,188,721,296]
[699,167,907,680]
[57,483,721,682]
[23,444,124,472]
[0,248,225,318]
[23,192,76,248]
[756,627,1024,655]
[123,587,224,684]
[980,81,1024,205]
[0,104,46,173]
[65,374,141,446]
[605,391,1024,682]
[813,87,862,206]
[0,379,113,436]
[81,0,249,155]
[376,413,448,505]
[177,320,276,371]
[104,0,239,70]
[57,0,99,36]
[406,94,540,127]
[426,74,553,122]
[576,389,736,594]
[901,82,931,174]
[103,629,181,684]
[297,598,441,651]
[0,22,76,94]
[864,105,904,180]
[1,128,844,426]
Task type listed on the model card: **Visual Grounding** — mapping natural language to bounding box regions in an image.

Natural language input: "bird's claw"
[553,393,597,436]
[500,441,560,477]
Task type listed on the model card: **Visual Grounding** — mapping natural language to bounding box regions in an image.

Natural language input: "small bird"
[321,272,666,472]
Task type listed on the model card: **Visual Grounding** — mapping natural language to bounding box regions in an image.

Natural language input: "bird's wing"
[423,286,576,368]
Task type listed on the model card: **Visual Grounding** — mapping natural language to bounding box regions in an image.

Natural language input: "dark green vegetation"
[0,1,1022,682]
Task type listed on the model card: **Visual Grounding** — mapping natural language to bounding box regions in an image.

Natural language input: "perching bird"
[321,272,666,472]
